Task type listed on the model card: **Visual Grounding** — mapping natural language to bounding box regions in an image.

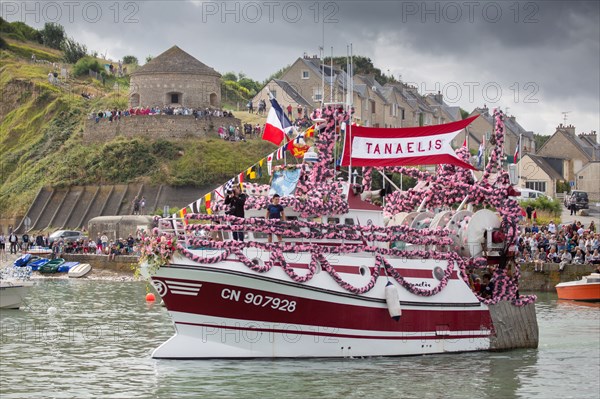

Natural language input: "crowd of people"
[0,227,147,262]
[517,218,599,271]
[90,107,236,123]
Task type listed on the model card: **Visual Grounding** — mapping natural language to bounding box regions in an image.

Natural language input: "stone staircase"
[15,183,212,233]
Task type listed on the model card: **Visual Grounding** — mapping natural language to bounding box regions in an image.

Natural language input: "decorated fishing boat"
[556,273,600,302]
[140,104,538,359]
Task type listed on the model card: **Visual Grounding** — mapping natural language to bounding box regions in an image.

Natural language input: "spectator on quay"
[569,196,577,216]
[590,249,600,265]
[525,205,533,222]
[132,196,140,215]
[101,233,109,254]
[140,197,146,214]
[0,233,5,260]
[584,250,593,265]
[531,222,539,233]
[559,249,572,271]
[589,221,596,233]
[533,249,547,272]
[548,247,559,263]
[572,248,585,265]
[547,220,556,234]
[21,232,30,252]
[8,232,19,254]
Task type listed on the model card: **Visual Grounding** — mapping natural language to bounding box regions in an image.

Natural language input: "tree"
[222,72,238,82]
[40,22,65,49]
[62,37,87,63]
[122,55,138,65]
[145,55,153,63]
[533,133,550,151]
[459,108,470,119]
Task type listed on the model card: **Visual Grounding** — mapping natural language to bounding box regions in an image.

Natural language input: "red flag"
[341,116,478,170]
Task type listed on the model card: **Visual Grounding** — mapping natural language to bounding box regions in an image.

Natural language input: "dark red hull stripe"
[221,258,460,279]
[165,264,482,307]
[157,276,493,333]
[175,321,491,340]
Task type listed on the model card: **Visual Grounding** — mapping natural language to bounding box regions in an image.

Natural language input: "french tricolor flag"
[262,98,293,145]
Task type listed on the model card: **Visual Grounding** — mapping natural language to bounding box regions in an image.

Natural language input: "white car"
[511,187,549,202]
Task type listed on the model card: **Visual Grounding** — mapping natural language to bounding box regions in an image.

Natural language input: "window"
[344,218,356,234]
[271,90,277,99]
[313,87,322,101]
[370,100,376,113]
[171,93,179,104]
[302,70,309,79]
[401,108,405,120]
[525,181,546,193]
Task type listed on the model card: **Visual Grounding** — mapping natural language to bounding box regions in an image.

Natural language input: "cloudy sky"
[3,0,599,136]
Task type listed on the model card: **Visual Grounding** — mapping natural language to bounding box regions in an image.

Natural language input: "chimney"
[434,90,443,104]
[563,124,576,135]
[579,130,598,144]
[509,115,516,123]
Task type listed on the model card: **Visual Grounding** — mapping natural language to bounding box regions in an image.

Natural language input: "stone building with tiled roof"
[129,46,221,109]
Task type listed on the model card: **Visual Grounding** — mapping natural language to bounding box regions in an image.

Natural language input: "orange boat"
[556,273,600,302]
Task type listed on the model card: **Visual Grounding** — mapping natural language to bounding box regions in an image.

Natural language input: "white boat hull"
[149,250,494,358]
[68,263,92,278]
[0,280,34,309]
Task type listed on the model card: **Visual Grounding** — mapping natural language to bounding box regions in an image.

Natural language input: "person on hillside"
[286,104,293,119]
[589,221,596,233]
[224,186,247,241]
[266,194,286,243]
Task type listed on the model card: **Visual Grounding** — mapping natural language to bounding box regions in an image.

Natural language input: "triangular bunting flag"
[204,193,212,215]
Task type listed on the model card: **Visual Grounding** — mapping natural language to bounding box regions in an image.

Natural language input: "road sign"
[569,181,575,187]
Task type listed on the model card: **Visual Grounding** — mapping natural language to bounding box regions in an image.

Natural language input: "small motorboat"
[68,263,92,278]
[39,258,65,274]
[13,254,32,267]
[27,246,53,256]
[556,273,600,302]
[28,258,49,271]
[57,261,79,273]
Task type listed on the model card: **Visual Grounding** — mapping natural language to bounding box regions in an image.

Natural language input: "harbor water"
[1,280,598,399]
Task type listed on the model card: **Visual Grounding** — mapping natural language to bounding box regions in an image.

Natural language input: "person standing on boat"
[224,186,247,241]
[266,194,286,243]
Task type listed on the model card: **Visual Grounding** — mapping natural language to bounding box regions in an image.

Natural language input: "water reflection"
[0,282,598,399]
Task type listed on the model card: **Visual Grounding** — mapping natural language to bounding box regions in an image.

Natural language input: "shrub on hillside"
[72,57,102,77]
[0,20,42,42]
[40,22,65,49]
[122,55,138,65]
[0,35,7,49]
[62,37,87,63]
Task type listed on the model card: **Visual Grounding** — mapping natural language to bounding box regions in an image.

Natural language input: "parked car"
[48,230,87,244]
[512,187,549,202]
[564,190,589,210]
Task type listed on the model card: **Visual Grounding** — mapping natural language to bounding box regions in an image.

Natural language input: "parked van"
[512,188,549,202]
[564,190,589,210]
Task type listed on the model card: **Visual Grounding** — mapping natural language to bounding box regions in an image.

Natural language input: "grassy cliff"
[0,38,273,218]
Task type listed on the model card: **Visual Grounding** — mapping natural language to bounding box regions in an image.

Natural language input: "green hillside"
[0,35,273,218]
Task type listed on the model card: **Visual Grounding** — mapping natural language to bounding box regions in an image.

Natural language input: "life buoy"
[385,281,402,321]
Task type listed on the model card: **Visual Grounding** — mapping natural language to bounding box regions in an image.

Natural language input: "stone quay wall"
[519,262,597,292]
[83,115,241,143]
[62,254,138,273]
